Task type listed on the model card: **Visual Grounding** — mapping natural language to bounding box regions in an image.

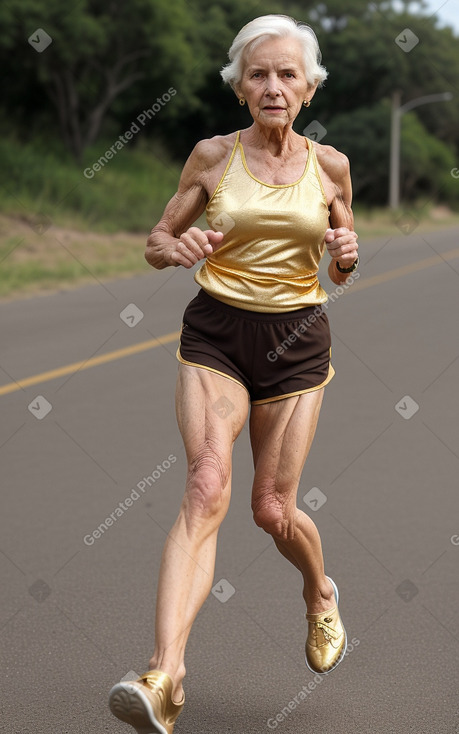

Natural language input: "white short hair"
[220,15,328,90]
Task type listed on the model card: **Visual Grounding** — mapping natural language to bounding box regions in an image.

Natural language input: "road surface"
[1,225,458,733]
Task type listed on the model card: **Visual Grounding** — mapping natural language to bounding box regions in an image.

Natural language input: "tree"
[1,0,457,207]
[0,0,200,160]
[324,100,457,207]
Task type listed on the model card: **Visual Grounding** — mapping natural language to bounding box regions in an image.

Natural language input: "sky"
[402,0,459,34]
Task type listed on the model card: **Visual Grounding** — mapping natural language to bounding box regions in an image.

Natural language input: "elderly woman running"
[109,13,359,734]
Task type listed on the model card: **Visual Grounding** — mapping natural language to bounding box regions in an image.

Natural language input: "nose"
[265,72,281,96]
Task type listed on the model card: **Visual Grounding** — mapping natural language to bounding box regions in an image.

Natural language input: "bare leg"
[148,365,249,701]
[249,389,335,615]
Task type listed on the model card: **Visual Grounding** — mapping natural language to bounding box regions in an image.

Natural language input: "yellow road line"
[0,331,180,396]
[349,247,459,292]
[1,246,459,398]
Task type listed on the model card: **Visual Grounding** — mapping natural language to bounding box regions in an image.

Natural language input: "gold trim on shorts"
[251,361,335,405]
[176,347,250,395]
[176,347,334,405]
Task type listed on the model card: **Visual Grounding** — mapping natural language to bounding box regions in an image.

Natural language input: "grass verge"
[0,134,181,234]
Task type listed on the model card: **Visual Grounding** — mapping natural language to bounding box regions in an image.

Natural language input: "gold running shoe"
[305,576,347,675]
[108,669,185,734]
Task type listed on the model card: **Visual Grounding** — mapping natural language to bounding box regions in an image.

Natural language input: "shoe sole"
[108,682,167,734]
[305,575,348,676]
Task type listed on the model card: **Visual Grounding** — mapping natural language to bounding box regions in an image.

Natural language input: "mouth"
[263,105,286,111]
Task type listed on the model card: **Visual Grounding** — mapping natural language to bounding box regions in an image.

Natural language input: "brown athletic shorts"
[176,289,334,405]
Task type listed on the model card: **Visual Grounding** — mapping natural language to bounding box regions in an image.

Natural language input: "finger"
[185,227,212,248]
[170,248,196,269]
[331,227,352,238]
[182,227,216,256]
[336,244,359,263]
[328,232,358,247]
[334,232,358,244]
[337,251,359,265]
[332,248,359,263]
[336,240,359,255]
[179,233,210,259]
[325,229,358,246]
[176,239,204,266]
[204,229,225,246]
[326,234,358,252]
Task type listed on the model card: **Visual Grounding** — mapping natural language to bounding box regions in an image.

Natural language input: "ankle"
[304,576,336,614]
[147,657,186,700]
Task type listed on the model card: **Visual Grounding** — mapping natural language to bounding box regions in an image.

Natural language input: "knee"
[184,445,230,521]
[253,506,285,539]
[252,488,294,541]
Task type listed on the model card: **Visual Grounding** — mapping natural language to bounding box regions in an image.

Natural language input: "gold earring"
[303,100,310,107]
[239,98,246,106]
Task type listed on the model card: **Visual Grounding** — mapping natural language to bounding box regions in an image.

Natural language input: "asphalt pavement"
[1,225,459,734]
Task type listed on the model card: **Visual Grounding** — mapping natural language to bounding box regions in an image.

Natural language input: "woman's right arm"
[145,140,224,270]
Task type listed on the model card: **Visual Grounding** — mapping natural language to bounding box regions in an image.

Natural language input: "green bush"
[0,135,181,232]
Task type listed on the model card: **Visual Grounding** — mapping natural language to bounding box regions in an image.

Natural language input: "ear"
[232,82,242,100]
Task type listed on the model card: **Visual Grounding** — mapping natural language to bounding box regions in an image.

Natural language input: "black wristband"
[336,256,359,274]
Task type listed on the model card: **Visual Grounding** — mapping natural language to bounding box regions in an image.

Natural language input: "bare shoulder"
[312,141,350,185]
[190,132,239,172]
[181,132,238,197]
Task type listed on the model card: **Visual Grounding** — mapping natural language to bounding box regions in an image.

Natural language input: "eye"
[284,72,295,79]
[251,72,263,78]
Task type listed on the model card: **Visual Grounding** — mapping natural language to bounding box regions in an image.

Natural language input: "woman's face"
[237,36,315,130]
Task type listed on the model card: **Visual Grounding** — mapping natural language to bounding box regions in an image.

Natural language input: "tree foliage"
[0,0,201,159]
[0,0,458,206]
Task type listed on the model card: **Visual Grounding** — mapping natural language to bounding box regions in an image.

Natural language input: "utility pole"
[389,90,453,209]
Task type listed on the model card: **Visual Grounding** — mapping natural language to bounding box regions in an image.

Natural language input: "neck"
[243,122,299,157]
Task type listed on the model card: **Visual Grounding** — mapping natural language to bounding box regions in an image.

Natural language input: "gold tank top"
[195,130,330,312]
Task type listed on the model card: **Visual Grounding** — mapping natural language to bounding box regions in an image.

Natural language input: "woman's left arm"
[323,150,359,285]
